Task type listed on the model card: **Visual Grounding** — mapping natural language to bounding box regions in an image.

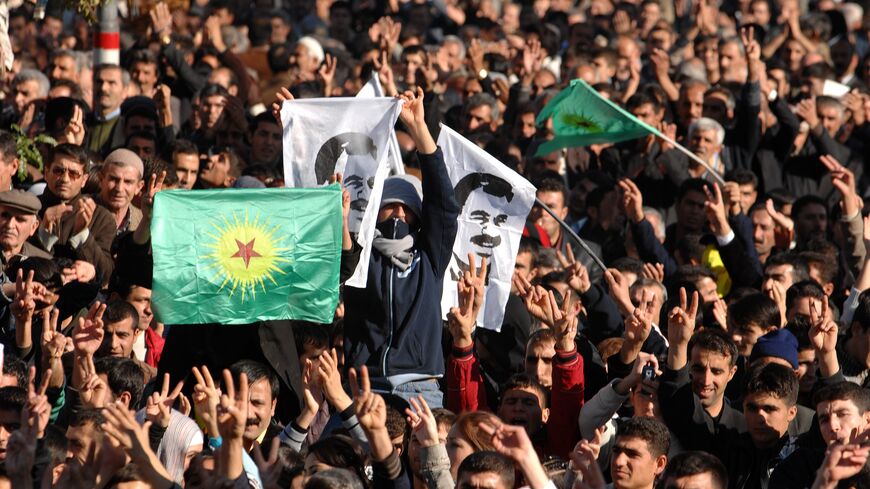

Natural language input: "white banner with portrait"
[438,125,536,331]
[280,97,402,288]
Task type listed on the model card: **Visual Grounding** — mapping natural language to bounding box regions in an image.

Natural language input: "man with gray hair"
[11,69,49,118]
[658,117,726,186]
[463,92,500,134]
[48,49,85,84]
[97,149,145,244]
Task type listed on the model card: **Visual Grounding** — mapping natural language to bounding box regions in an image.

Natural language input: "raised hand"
[521,39,543,81]
[24,366,51,438]
[397,87,426,129]
[809,296,838,374]
[149,2,173,38]
[349,365,386,433]
[796,98,819,128]
[78,355,109,408]
[703,183,732,237]
[372,50,398,96]
[479,421,549,489]
[765,198,794,248]
[617,178,644,224]
[624,290,653,345]
[61,104,85,145]
[315,349,352,411]
[191,366,221,437]
[551,290,580,351]
[102,401,174,484]
[569,436,607,489]
[318,54,337,96]
[447,263,477,349]
[271,87,294,128]
[820,155,860,218]
[296,359,322,429]
[813,438,870,489]
[72,301,106,356]
[711,298,728,330]
[217,369,248,442]
[604,268,634,316]
[41,308,69,364]
[558,247,591,294]
[667,287,699,347]
[11,269,36,326]
[73,197,96,236]
[513,273,550,324]
[405,395,440,448]
[461,253,487,314]
[61,260,96,285]
[146,373,184,428]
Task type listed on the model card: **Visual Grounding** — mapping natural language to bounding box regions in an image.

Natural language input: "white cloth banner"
[280,97,402,288]
[356,73,405,177]
[438,125,536,331]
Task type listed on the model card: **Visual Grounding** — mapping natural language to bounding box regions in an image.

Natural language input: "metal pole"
[534,197,607,272]
[94,0,120,66]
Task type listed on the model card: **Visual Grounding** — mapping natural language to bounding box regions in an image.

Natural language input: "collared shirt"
[838,342,870,387]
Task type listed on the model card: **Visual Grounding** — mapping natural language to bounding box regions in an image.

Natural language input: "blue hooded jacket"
[343,148,459,381]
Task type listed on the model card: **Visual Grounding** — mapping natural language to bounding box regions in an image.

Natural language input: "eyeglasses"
[50,166,83,179]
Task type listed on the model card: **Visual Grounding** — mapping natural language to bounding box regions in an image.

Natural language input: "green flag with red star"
[151,186,343,325]
[534,79,663,156]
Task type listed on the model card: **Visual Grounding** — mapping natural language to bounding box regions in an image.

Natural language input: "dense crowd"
[0,0,868,487]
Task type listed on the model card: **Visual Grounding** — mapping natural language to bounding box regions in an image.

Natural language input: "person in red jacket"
[446,260,585,459]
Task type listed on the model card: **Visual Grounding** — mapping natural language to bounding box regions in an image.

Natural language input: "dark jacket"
[32,191,116,283]
[343,148,460,380]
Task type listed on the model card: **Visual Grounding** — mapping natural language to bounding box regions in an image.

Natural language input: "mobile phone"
[642,364,656,382]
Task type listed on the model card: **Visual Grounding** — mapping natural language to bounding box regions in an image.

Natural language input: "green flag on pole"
[534,79,663,156]
[151,186,343,325]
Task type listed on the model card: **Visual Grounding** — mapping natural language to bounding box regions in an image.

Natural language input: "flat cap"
[0,189,41,215]
[104,148,144,179]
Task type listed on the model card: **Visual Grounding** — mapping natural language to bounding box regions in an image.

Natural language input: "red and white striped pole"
[94,0,120,66]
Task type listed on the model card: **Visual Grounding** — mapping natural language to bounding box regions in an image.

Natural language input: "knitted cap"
[750,328,799,369]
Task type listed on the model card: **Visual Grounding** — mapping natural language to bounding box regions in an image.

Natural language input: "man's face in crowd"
[729,321,771,357]
[688,129,721,163]
[695,38,718,69]
[531,190,567,241]
[101,317,139,358]
[13,80,42,115]
[200,152,234,188]
[101,164,144,213]
[525,338,555,389]
[737,184,757,214]
[466,105,494,133]
[631,103,661,127]
[125,115,157,139]
[817,105,843,137]
[796,348,816,394]
[457,471,510,489]
[532,70,556,98]
[787,295,825,323]
[50,55,78,82]
[743,392,796,448]
[250,121,282,164]
[127,136,156,159]
[95,67,125,114]
[718,41,745,82]
[131,61,158,93]
[66,421,102,465]
[241,378,276,443]
[173,153,199,189]
[794,203,827,241]
[291,44,320,75]
[748,0,770,25]
[695,276,719,304]
[497,387,548,435]
[676,190,707,233]
[513,250,534,288]
[126,286,153,329]
[750,208,777,258]
[0,205,39,253]
[783,40,807,73]
[702,93,731,126]
[377,203,418,228]
[440,42,464,73]
[270,18,291,45]
[817,398,870,445]
[631,285,664,320]
[46,156,87,201]
[200,95,226,130]
[517,112,537,139]
[763,263,797,291]
[689,347,736,411]
[611,436,666,489]
[677,86,705,127]
[0,408,20,460]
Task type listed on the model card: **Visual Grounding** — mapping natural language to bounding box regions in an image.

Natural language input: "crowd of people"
[0,0,869,486]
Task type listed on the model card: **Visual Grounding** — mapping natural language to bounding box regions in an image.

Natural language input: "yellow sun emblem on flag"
[202,211,291,301]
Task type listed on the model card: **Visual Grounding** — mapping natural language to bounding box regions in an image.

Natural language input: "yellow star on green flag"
[535,79,663,156]
[151,185,343,325]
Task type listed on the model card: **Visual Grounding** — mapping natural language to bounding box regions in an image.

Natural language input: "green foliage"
[11,125,56,182]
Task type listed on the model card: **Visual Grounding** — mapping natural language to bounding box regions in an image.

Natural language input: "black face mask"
[376,217,411,239]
